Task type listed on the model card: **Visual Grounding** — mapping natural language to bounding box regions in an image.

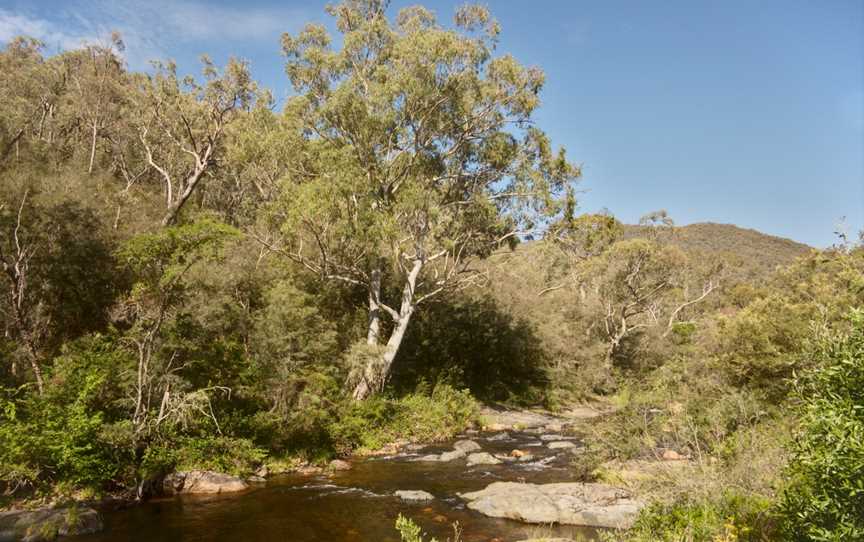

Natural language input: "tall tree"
[132,57,257,226]
[0,37,63,167]
[268,0,578,399]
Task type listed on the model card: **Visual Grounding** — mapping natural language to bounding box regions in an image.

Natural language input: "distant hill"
[623,222,812,280]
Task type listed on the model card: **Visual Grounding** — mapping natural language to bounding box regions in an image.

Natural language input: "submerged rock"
[510,449,536,462]
[466,452,502,466]
[395,490,435,501]
[412,454,443,462]
[460,481,643,528]
[162,470,249,495]
[453,439,482,453]
[0,506,103,541]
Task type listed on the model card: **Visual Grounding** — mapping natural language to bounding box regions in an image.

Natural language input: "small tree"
[269,0,579,399]
[115,218,238,436]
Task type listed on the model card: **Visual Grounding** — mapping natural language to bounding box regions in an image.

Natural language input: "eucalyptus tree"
[59,33,128,174]
[132,57,257,226]
[0,37,62,166]
[270,0,579,399]
[584,213,722,366]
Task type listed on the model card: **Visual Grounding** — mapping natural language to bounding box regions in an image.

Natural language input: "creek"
[77,430,601,541]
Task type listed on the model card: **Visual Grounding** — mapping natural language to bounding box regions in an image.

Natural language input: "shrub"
[778,310,864,541]
[613,491,775,542]
[328,384,479,454]
[142,436,267,478]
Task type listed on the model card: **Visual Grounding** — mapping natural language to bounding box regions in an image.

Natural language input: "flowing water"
[77,431,601,542]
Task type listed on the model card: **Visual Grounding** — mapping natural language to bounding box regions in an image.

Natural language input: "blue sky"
[1,0,862,247]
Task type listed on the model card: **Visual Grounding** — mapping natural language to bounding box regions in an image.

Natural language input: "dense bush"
[613,491,775,542]
[778,310,864,541]
[328,384,479,454]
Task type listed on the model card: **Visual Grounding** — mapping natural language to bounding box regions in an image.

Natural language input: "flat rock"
[412,454,442,462]
[0,507,103,541]
[547,441,577,450]
[395,490,435,501]
[466,452,502,466]
[460,481,643,529]
[439,449,467,462]
[453,439,482,453]
[162,470,248,495]
[486,432,510,441]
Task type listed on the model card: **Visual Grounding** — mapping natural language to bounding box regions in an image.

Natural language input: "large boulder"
[460,482,643,529]
[0,507,103,541]
[452,439,482,453]
[162,470,249,495]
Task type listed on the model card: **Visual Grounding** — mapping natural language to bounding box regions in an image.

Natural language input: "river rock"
[486,432,510,441]
[547,441,577,450]
[516,539,573,542]
[395,490,435,501]
[466,452,502,466]
[439,449,467,462]
[413,454,442,462]
[453,439,482,453]
[255,465,270,478]
[329,459,352,471]
[662,449,687,461]
[0,506,103,541]
[247,475,266,483]
[162,470,249,495]
[460,482,643,528]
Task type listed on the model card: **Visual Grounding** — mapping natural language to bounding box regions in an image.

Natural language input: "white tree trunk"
[352,259,422,400]
[88,120,98,174]
[366,268,381,345]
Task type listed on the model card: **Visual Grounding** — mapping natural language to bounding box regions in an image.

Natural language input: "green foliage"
[142,436,266,478]
[613,491,775,542]
[393,294,549,404]
[0,337,130,491]
[396,514,461,542]
[329,384,478,454]
[778,310,864,541]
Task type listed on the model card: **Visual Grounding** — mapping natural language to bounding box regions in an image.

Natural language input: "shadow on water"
[77,432,602,542]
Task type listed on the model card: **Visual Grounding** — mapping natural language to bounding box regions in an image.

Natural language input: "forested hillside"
[1,3,862,541]
[624,222,811,280]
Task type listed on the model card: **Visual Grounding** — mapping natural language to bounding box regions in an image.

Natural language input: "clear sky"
[2,0,862,247]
